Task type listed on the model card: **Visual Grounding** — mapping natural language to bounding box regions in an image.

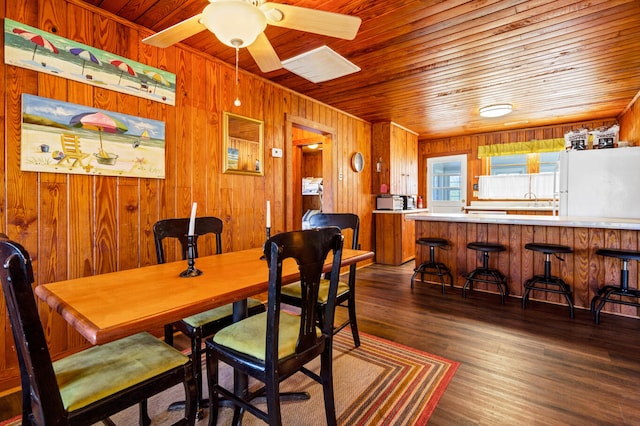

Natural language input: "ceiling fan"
[142,0,362,73]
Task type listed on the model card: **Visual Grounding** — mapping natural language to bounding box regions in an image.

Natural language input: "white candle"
[188,202,197,236]
[266,200,271,228]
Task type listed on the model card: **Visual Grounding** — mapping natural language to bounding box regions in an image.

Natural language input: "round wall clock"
[351,152,364,172]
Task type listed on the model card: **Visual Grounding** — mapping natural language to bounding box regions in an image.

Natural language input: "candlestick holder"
[260,227,271,260]
[180,235,202,277]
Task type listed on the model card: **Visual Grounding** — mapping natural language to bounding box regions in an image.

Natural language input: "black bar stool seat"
[591,248,640,324]
[463,242,508,304]
[411,237,453,293]
[522,242,574,318]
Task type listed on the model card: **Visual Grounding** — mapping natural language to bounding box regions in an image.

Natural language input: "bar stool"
[522,243,574,318]
[410,237,453,293]
[591,248,640,324]
[463,242,508,304]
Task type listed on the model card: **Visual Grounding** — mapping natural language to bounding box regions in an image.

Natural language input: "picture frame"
[223,112,264,176]
[21,94,165,179]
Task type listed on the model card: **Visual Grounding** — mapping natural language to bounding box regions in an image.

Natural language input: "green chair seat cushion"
[281,279,349,304]
[212,311,320,361]
[181,297,264,328]
[53,332,189,413]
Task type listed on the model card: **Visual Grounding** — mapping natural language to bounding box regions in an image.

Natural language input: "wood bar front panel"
[415,220,640,319]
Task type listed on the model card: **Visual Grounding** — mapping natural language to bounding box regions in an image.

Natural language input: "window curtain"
[478,172,556,199]
[477,138,564,158]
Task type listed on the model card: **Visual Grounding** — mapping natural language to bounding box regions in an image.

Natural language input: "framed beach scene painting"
[21,94,166,179]
[5,18,176,105]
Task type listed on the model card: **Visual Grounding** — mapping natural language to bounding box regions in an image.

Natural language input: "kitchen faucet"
[523,192,538,202]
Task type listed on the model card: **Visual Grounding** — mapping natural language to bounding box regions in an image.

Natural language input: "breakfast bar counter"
[406,212,640,320]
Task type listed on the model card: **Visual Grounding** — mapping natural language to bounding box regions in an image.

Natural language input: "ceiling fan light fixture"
[201,0,267,48]
[479,103,513,118]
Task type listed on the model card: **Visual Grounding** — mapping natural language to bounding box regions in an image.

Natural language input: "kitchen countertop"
[464,201,554,212]
[406,212,640,231]
[373,208,429,214]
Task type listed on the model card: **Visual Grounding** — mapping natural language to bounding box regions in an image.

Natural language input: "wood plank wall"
[0,0,372,391]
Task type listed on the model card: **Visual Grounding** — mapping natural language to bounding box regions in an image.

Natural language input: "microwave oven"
[376,196,404,210]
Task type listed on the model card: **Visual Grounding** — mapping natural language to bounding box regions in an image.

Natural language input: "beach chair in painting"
[58,134,89,169]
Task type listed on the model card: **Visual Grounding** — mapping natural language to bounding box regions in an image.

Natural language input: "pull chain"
[234,47,241,107]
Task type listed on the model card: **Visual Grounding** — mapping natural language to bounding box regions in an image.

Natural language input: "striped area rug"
[1,330,458,425]
[331,331,458,425]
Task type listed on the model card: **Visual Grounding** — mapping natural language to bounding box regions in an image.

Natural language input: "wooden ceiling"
[83,0,640,140]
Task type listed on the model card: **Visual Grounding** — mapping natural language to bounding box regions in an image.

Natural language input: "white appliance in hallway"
[558,147,640,219]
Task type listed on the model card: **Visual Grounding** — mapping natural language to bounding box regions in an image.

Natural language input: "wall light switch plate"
[271,148,283,158]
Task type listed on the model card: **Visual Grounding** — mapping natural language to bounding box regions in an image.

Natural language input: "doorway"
[427,154,467,213]
[285,115,336,230]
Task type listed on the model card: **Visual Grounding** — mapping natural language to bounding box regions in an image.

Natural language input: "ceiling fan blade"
[247,32,282,73]
[142,14,205,48]
[262,3,361,40]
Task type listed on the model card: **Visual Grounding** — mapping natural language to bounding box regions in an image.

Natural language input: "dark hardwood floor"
[2,262,639,424]
[342,262,640,425]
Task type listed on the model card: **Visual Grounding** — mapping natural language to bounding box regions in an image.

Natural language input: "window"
[481,152,560,199]
[489,152,559,175]
[539,152,560,173]
[490,154,527,175]
[431,162,462,201]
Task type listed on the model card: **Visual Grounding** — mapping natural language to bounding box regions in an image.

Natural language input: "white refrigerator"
[558,147,640,219]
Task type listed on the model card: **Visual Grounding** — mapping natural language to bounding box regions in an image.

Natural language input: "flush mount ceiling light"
[479,104,513,118]
[200,1,267,48]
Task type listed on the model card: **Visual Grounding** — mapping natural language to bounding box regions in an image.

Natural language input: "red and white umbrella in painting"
[68,47,101,75]
[110,59,137,85]
[12,28,59,61]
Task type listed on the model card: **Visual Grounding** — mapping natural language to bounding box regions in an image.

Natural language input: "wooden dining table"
[35,245,374,415]
[35,247,374,346]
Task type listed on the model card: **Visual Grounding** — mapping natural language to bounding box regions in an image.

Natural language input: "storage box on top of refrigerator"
[558,147,640,219]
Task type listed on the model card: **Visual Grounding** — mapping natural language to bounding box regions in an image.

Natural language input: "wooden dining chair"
[153,216,265,417]
[205,227,344,426]
[0,235,197,426]
[281,213,361,346]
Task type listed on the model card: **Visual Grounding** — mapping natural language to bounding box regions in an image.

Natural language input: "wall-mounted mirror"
[223,112,264,176]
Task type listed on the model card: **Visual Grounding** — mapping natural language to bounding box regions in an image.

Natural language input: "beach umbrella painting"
[143,70,170,93]
[68,47,101,75]
[12,28,59,61]
[110,59,136,85]
[70,111,128,157]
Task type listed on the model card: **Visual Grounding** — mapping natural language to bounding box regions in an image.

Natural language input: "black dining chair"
[281,213,361,346]
[0,235,197,426]
[153,216,265,417]
[205,227,344,426]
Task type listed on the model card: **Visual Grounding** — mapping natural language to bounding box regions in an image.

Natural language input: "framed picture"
[21,94,166,178]
[5,18,176,105]
[223,112,264,176]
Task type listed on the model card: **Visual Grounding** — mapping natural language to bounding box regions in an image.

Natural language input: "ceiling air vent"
[282,45,360,83]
